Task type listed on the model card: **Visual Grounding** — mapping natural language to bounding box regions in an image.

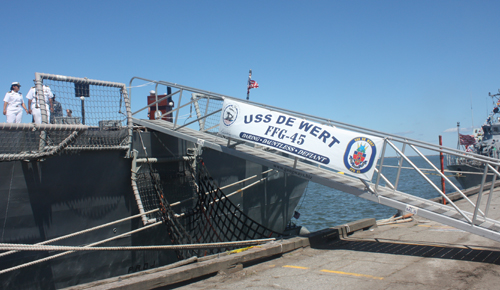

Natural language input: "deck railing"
[0,73,133,161]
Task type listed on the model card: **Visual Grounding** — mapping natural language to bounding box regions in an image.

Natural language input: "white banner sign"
[218,99,384,181]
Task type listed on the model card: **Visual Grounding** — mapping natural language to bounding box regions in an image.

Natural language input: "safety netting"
[135,156,279,260]
[42,78,128,127]
[0,74,131,161]
[191,94,224,133]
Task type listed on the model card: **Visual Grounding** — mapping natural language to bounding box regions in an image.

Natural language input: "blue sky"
[2,0,500,150]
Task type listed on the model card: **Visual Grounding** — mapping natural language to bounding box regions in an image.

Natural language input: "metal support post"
[485,164,500,217]
[472,165,489,225]
[202,97,211,131]
[394,142,406,191]
[173,89,183,129]
[375,139,388,191]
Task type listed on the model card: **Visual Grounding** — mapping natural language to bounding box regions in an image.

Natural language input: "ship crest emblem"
[343,137,377,174]
[222,104,239,126]
[350,143,367,168]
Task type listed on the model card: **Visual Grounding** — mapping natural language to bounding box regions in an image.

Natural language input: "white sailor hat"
[11,82,21,87]
[150,90,155,94]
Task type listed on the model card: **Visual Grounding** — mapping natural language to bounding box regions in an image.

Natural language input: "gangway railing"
[129,77,500,243]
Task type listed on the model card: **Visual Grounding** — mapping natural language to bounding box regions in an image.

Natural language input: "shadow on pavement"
[312,238,500,264]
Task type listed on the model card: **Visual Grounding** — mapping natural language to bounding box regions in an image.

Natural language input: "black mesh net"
[136,157,279,260]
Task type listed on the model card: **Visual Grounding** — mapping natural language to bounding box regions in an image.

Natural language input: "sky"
[2,0,500,151]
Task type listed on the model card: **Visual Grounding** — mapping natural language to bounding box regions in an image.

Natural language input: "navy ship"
[0,73,308,289]
[447,91,500,189]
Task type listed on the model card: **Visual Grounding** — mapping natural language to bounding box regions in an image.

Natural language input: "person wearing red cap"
[3,82,29,123]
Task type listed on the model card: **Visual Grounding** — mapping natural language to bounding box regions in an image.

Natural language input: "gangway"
[130,77,500,243]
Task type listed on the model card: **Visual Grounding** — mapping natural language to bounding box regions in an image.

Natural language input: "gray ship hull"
[0,131,308,289]
[446,163,492,189]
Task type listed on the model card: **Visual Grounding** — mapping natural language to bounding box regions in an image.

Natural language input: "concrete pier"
[66,185,500,290]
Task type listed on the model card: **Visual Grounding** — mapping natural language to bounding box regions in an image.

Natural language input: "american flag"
[248,80,259,90]
[459,134,476,146]
[246,70,258,100]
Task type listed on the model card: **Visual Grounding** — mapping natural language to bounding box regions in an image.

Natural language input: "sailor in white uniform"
[3,82,28,123]
[26,85,54,124]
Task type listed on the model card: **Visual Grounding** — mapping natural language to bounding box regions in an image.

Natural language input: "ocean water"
[294,155,463,232]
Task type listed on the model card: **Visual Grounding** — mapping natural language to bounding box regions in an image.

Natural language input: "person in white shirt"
[26,85,54,124]
[3,82,29,123]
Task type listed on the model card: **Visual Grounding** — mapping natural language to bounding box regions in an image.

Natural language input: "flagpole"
[246,69,252,100]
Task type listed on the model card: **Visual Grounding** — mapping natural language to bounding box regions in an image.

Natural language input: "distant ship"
[447,91,500,189]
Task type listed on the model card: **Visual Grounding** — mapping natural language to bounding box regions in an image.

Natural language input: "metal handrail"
[131,78,500,165]
[131,90,180,116]
[411,144,485,217]
[386,140,472,223]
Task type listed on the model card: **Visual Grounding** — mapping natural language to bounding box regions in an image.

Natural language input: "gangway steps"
[132,118,500,242]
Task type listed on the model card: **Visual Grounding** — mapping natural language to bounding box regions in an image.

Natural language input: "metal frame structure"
[36,73,134,152]
[130,77,500,243]
[0,73,134,162]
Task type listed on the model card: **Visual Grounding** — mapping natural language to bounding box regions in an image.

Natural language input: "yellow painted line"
[283,265,309,270]
[228,246,254,254]
[320,269,384,280]
[282,265,384,280]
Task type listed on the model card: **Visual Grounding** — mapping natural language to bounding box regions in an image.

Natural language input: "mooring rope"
[0,221,163,275]
[0,208,160,259]
[376,215,414,226]
[0,238,275,252]
[170,168,274,208]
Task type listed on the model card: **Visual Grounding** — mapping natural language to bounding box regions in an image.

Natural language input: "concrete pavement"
[172,187,500,290]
